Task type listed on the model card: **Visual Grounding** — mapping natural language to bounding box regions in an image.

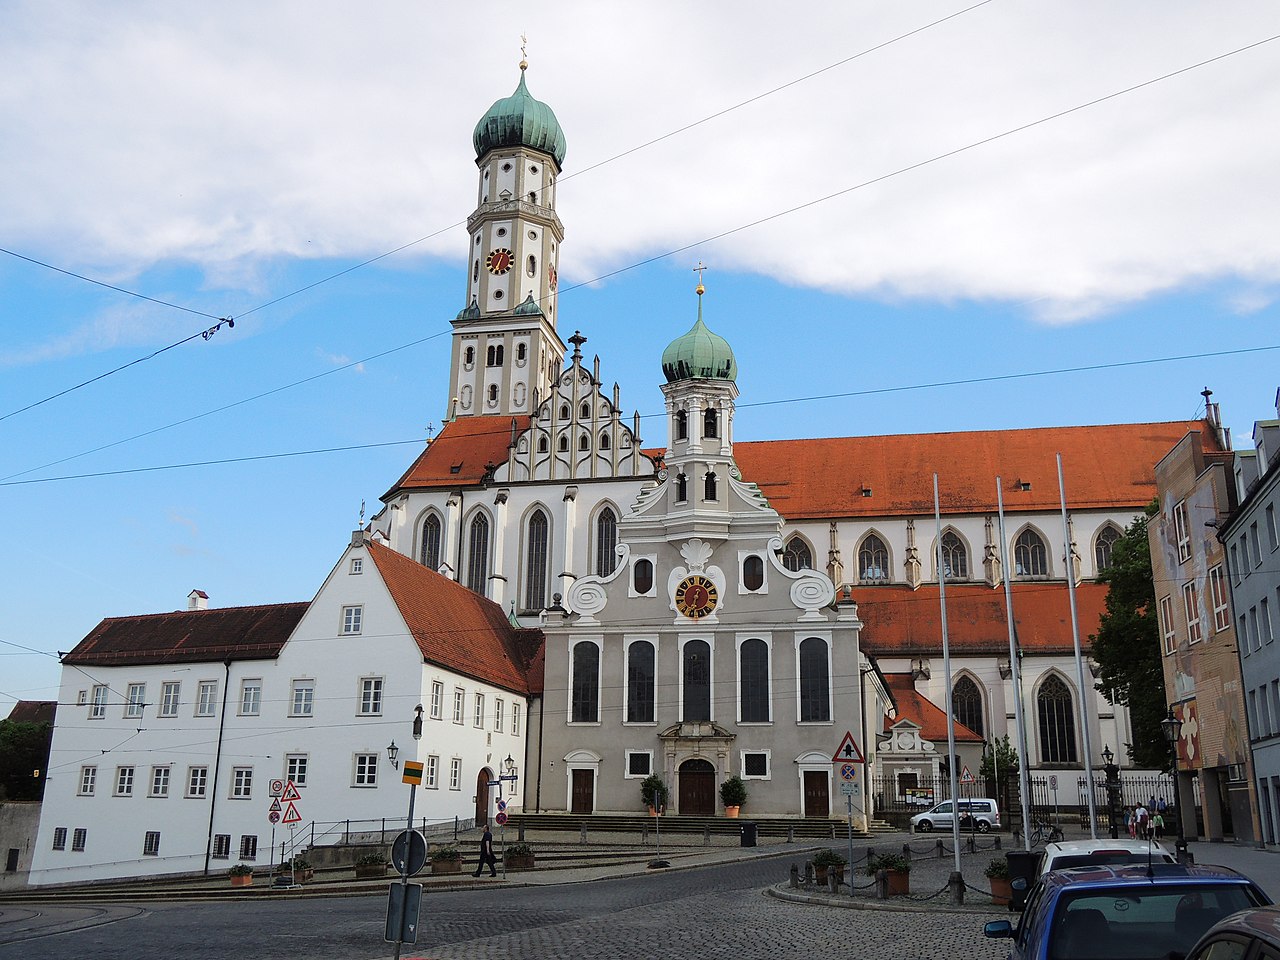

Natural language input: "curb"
[765,882,1010,915]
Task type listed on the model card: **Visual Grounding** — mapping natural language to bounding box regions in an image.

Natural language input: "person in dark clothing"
[473,823,497,877]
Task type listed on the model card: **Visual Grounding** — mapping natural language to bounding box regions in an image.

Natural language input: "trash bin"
[740,821,757,847]
[1006,849,1042,912]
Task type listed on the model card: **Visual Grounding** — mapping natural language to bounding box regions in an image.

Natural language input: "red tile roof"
[388,416,532,495]
[6,700,56,724]
[366,540,541,694]
[855,581,1108,656]
[882,673,984,742]
[63,603,309,667]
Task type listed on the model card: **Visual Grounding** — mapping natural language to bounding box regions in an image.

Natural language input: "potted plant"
[985,856,1012,905]
[504,842,535,871]
[430,845,463,875]
[720,775,748,818]
[355,852,389,879]
[867,852,911,895]
[640,773,668,815]
[812,848,847,885]
[228,863,254,887]
[287,855,314,883]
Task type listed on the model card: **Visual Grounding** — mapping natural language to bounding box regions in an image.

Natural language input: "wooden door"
[475,768,493,826]
[571,769,594,814]
[804,770,830,818]
[679,759,716,816]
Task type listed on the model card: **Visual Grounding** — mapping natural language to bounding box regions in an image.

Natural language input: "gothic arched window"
[627,641,655,723]
[782,538,812,572]
[952,675,984,736]
[524,509,549,611]
[1037,674,1078,764]
[858,535,889,582]
[739,639,770,723]
[596,507,618,577]
[558,435,569,452]
[683,639,711,722]
[599,432,610,451]
[798,637,830,722]
[571,642,600,723]
[537,435,548,453]
[465,514,490,595]
[941,531,968,580]
[1015,529,1049,578]
[420,514,442,570]
[578,434,589,451]
[1095,525,1121,572]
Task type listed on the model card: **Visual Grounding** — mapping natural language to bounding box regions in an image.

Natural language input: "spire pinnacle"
[519,33,528,71]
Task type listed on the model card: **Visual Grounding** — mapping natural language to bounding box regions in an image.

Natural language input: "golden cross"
[693,261,708,293]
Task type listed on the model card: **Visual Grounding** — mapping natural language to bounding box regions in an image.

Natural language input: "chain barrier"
[904,880,954,903]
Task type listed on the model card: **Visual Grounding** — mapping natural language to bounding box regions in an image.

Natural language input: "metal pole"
[934,474,962,876]
[1058,454,1098,839]
[393,781,417,960]
[997,478,1035,851]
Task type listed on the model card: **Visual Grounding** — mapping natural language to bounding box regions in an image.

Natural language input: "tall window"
[703,408,718,439]
[675,410,687,440]
[342,604,363,635]
[739,639,770,723]
[513,703,521,737]
[952,675,984,736]
[187,766,208,797]
[941,532,968,580]
[1209,564,1231,631]
[430,681,443,719]
[150,766,170,797]
[524,509,549,610]
[1014,529,1048,578]
[1095,525,1121,572]
[683,640,711,722]
[627,641,655,723]
[743,555,764,591]
[421,514,442,570]
[675,473,687,501]
[633,558,654,594]
[90,684,108,719]
[452,688,465,723]
[466,514,490,594]
[143,832,161,856]
[596,507,618,577]
[1160,595,1176,654]
[196,681,218,717]
[291,680,315,717]
[125,683,146,719]
[1184,581,1203,644]
[360,678,383,715]
[703,471,717,501]
[1174,501,1191,562]
[474,693,485,728]
[857,535,888,582]
[1037,675,1077,764]
[79,765,96,795]
[240,679,262,716]
[798,637,830,722]
[160,682,181,717]
[571,642,600,723]
[783,538,812,572]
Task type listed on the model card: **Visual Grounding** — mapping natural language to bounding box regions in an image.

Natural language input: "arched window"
[466,514,490,595]
[524,509,549,611]
[578,434,589,451]
[526,255,536,276]
[683,639,711,722]
[703,471,718,501]
[743,555,764,591]
[1095,525,1121,572]
[783,538,812,572]
[487,384,498,403]
[703,408,718,439]
[675,473,687,502]
[633,558,654,594]
[558,435,569,452]
[798,637,830,722]
[571,642,600,723]
[599,432,610,450]
[941,531,968,580]
[580,402,590,419]
[1015,529,1049,578]
[420,514,442,570]
[486,344,504,367]
[596,507,618,577]
[559,404,569,420]
[464,346,475,366]
[516,343,527,362]
[537,435,548,453]
[858,535,889,582]
[626,641,655,723]
[952,675,984,736]
[739,639,770,722]
[675,410,687,440]
[1037,674,1078,764]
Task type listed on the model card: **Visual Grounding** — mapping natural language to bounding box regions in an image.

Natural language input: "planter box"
[431,859,462,875]
[724,806,740,819]
[989,877,1012,906]
[505,854,535,871]
[355,864,388,880]
[885,870,910,896]
[230,874,253,887]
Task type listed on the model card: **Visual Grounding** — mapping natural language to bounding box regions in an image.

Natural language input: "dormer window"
[704,408,718,439]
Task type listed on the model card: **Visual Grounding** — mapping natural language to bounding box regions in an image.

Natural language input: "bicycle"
[1029,819,1065,846]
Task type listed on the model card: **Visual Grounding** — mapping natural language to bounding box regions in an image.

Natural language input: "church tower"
[447,60,567,420]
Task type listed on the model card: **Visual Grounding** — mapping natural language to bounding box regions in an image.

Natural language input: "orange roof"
[882,673,984,743]
[366,540,541,694]
[732,421,1217,519]
[855,581,1108,656]
[388,416,531,495]
[64,603,308,666]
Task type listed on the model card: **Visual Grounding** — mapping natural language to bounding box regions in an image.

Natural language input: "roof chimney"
[187,589,209,611]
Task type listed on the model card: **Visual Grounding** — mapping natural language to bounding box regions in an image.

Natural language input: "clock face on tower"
[675,574,718,619]
[486,247,513,275]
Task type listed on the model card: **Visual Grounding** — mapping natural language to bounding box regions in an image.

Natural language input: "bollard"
[642,821,649,844]
[518,823,526,842]
[967,834,976,854]
[790,863,800,889]
[804,861,815,885]
[580,825,588,844]
[902,842,912,863]
[994,834,1002,850]
[875,869,889,899]
[703,825,710,845]
[787,825,795,844]
[948,870,965,905]
[828,870,839,893]
[937,839,945,859]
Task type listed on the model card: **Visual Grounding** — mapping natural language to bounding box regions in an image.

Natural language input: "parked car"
[983,864,1271,960]
[910,798,1000,833]
[1186,904,1280,960]
[1039,838,1176,875]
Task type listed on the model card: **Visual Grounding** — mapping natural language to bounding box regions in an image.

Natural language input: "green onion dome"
[473,68,567,167]
[661,290,736,383]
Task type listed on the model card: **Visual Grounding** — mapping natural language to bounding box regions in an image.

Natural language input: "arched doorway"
[475,767,494,827]
[678,758,716,816]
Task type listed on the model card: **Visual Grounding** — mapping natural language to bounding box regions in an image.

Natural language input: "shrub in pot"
[719,775,748,817]
[985,856,1012,905]
[355,852,389,878]
[640,774,668,814]
[867,852,911,895]
[504,842,535,870]
[812,848,847,885]
[228,863,254,887]
[431,845,463,875]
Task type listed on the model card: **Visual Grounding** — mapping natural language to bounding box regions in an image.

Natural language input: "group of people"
[1122,796,1169,840]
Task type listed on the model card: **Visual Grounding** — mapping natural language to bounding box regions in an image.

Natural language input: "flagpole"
[1058,453,1098,839]
[934,474,961,876]
[997,478,1034,850]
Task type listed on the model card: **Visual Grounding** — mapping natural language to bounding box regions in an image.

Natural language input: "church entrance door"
[476,768,494,826]
[803,771,830,818]
[679,758,716,816]
[571,769,594,814]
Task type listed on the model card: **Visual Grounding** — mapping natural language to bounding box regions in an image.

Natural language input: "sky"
[2,2,1279,711]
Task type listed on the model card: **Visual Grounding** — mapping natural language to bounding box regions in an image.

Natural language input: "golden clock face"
[486,247,513,274]
[675,574,718,619]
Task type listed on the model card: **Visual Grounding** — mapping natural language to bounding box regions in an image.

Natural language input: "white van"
[910,798,1000,833]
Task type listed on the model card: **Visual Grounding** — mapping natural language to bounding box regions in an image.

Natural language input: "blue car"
[983,863,1271,960]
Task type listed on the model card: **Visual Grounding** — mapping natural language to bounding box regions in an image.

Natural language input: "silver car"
[910,797,1000,833]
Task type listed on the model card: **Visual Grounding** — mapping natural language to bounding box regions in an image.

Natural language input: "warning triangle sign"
[281,780,301,802]
[831,731,865,764]
[960,765,975,784]
[281,800,302,824]
[269,798,282,813]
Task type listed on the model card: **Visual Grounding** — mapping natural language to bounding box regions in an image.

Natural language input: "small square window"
[72,828,87,852]
[342,605,363,635]
[52,827,67,851]
[239,835,258,860]
[212,834,231,859]
[286,755,308,787]
[626,751,651,777]
[353,754,378,787]
[350,557,363,575]
[743,752,771,779]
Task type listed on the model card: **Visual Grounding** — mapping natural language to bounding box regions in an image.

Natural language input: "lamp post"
[391,705,425,960]
[1161,708,1188,863]
[386,740,399,770]
[1101,745,1121,839]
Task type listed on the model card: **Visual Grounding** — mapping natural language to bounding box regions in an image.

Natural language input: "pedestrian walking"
[473,822,498,877]
[1134,802,1150,841]
[1153,811,1165,840]
[1122,806,1132,837]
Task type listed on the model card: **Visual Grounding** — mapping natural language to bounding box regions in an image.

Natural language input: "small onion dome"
[661,313,736,383]
[473,69,567,167]
[456,298,481,321]
[513,292,544,317]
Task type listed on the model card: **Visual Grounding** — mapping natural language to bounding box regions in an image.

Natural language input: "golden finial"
[520,33,528,71]
[693,260,707,296]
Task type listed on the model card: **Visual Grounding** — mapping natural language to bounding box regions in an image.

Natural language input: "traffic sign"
[269,778,285,798]
[840,781,858,797]
[840,763,858,781]
[384,881,422,944]
[281,780,301,802]
[1049,774,1058,790]
[269,798,282,813]
[497,799,507,812]
[495,811,509,826]
[402,760,424,786]
[391,829,428,876]
[831,731,865,764]
[960,765,975,785]
[268,811,280,824]
[281,800,302,824]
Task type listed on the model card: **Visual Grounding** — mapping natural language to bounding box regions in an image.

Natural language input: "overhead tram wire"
[0,2,996,424]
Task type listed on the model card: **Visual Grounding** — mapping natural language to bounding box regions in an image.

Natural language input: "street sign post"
[391,829,427,877]
[384,882,422,945]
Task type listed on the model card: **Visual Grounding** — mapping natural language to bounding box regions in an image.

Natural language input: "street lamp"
[1161,708,1189,862]
[1101,745,1120,839]
[386,740,399,769]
